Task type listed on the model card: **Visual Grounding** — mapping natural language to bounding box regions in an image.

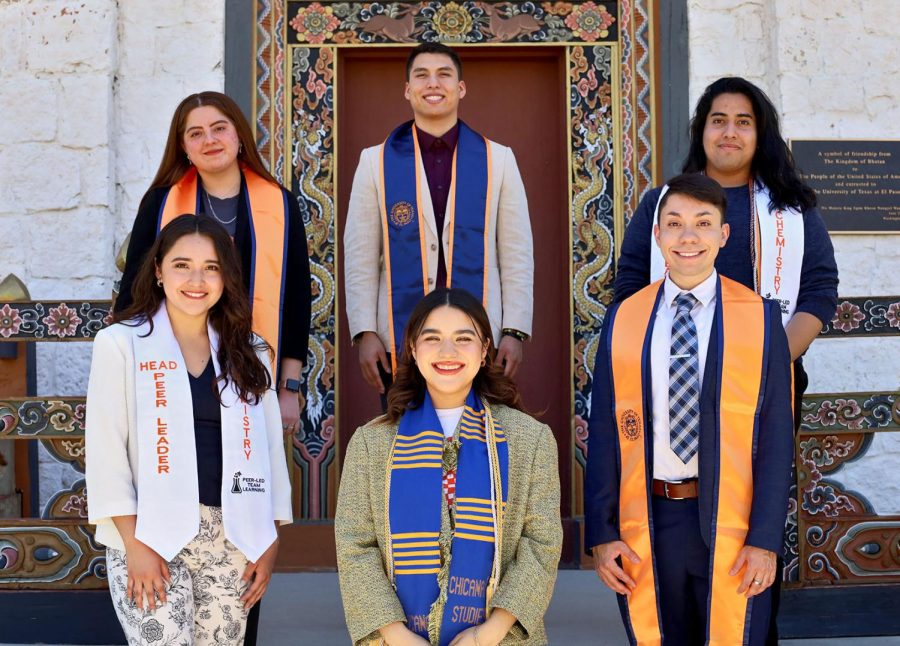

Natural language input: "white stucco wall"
[0,0,225,510]
[688,0,900,512]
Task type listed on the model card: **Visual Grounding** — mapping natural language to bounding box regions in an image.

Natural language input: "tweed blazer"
[343,134,534,347]
[335,404,562,645]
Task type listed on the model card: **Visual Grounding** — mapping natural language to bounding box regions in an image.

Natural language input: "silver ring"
[753,579,762,585]
[282,424,290,430]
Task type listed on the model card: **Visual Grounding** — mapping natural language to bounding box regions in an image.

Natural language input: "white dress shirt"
[650,270,718,482]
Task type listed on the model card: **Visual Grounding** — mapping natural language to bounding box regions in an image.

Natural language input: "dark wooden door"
[336,47,571,515]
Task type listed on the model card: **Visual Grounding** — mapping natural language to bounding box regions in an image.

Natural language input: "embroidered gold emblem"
[620,409,641,441]
[390,201,415,227]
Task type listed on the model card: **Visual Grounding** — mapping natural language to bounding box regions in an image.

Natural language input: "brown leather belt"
[652,478,699,500]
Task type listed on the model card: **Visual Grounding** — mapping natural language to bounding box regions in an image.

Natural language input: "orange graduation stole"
[609,276,765,645]
[158,166,288,369]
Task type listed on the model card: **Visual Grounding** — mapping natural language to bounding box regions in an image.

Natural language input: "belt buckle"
[664,480,687,500]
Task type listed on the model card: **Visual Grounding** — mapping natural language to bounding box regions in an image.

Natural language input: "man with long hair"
[613,77,839,643]
[344,43,534,402]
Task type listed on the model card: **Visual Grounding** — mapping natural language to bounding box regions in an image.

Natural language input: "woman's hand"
[378,621,431,646]
[123,537,171,611]
[241,537,279,609]
[448,608,515,646]
[278,388,300,436]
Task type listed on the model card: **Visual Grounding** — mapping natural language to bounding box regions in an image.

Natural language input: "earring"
[239,143,243,155]
[480,357,487,367]
[157,279,162,287]
[186,154,192,165]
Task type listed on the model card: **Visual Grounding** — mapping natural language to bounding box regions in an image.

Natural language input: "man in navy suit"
[584,174,793,645]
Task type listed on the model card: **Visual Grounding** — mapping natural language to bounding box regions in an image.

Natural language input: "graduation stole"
[385,390,508,646]
[133,305,277,562]
[380,120,491,373]
[650,178,803,325]
[158,165,289,370]
[606,276,766,645]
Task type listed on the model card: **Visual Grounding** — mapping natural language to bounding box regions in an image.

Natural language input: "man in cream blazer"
[344,43,533,395]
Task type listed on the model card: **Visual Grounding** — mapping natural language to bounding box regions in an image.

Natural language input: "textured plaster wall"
[688,0,900,512]
[0,0,224,510]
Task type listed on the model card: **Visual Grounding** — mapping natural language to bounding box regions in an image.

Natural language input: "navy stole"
[380,120,490,372]
[387,391,508,646]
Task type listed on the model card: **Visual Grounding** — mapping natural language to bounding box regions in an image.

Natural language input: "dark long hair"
[150,91,279,190]
[385,289,522,423]
[113,215,272,403]
[682,77,817,212]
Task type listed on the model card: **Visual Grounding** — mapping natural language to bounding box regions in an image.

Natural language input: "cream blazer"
[343,135,534,347]
[84,322,293,552]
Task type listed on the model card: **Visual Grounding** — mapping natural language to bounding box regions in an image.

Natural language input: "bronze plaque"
[791,139,900,233]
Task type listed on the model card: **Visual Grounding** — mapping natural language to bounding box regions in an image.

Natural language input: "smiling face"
[702,92,758,186]
[181,105,241,177]
[155,233,224,324]
[654,193,730,290]
[404,52,466,131]
[411,304,487,409]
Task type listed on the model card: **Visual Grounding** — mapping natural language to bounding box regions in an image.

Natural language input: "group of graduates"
[84,41,837,646]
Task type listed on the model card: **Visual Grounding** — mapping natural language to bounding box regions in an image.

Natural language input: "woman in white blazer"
[86,214,292,645]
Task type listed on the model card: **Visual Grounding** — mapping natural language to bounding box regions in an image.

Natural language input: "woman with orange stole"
[116,91,311,437]
[335,288,562,646]
[585,174,794,645]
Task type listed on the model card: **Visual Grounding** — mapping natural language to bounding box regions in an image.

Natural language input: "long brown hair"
[150,91,279,190]
[113,215,272,403]
[385,288,522,423]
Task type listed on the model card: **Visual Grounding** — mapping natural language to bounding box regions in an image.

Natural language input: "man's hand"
[592,541,640,596]
[495,335,523,378]
[357,332,388,394]
[123,538,171,611]
[730,545,777,598]
[241,537,279,609]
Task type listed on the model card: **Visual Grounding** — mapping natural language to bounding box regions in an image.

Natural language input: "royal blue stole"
[387,390,508,646]
[380,120,491,373]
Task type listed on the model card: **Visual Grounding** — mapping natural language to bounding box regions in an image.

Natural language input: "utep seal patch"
[390,201,415,227]
[620,409,641,441]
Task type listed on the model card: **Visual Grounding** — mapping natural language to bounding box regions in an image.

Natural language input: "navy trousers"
[649,496,772,646]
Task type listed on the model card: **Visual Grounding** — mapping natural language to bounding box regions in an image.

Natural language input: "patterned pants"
[106,505,250,645]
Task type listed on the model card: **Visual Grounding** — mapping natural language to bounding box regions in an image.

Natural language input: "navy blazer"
[584,278,794,555]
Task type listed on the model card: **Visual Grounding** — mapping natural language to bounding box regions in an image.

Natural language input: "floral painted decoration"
[564,2,616,40]
[41,303,82,339]
[290,2,341,44]
[0,303,22,338]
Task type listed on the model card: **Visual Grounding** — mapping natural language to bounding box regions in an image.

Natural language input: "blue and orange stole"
[387,390,508,646]
[380,120,491,373]
[606,276,767,645]
[157,165,289,370]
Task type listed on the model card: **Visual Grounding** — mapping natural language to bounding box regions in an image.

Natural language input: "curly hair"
[384,288,521,423]
[682,77,817,212]
[150,91,279,191]
[113,215,272,403]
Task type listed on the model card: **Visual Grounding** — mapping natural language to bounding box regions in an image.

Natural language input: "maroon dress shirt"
[417,123,459,288]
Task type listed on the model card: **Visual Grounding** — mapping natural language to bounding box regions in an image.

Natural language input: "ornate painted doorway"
[252,0,659,566]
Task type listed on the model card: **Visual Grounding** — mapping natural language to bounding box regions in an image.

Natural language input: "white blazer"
[84,322,293,552]
[343,136,534,347]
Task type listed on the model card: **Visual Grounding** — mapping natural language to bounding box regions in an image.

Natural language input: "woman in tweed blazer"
[336,289,562,646]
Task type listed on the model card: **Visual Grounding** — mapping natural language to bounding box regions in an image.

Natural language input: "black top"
[189,360,224,507]
[115,173,312,363]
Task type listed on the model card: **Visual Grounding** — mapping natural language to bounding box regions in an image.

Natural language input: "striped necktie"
[669,293,700,463]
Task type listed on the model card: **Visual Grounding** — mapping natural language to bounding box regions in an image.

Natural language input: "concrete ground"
[4,571,899,645]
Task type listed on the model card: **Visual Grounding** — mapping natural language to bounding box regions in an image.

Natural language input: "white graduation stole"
[134,306,277,562]
[649,179,803,326]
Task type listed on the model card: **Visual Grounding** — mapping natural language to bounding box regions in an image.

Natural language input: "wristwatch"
[501,328,529,342]
[280,378,302,392]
